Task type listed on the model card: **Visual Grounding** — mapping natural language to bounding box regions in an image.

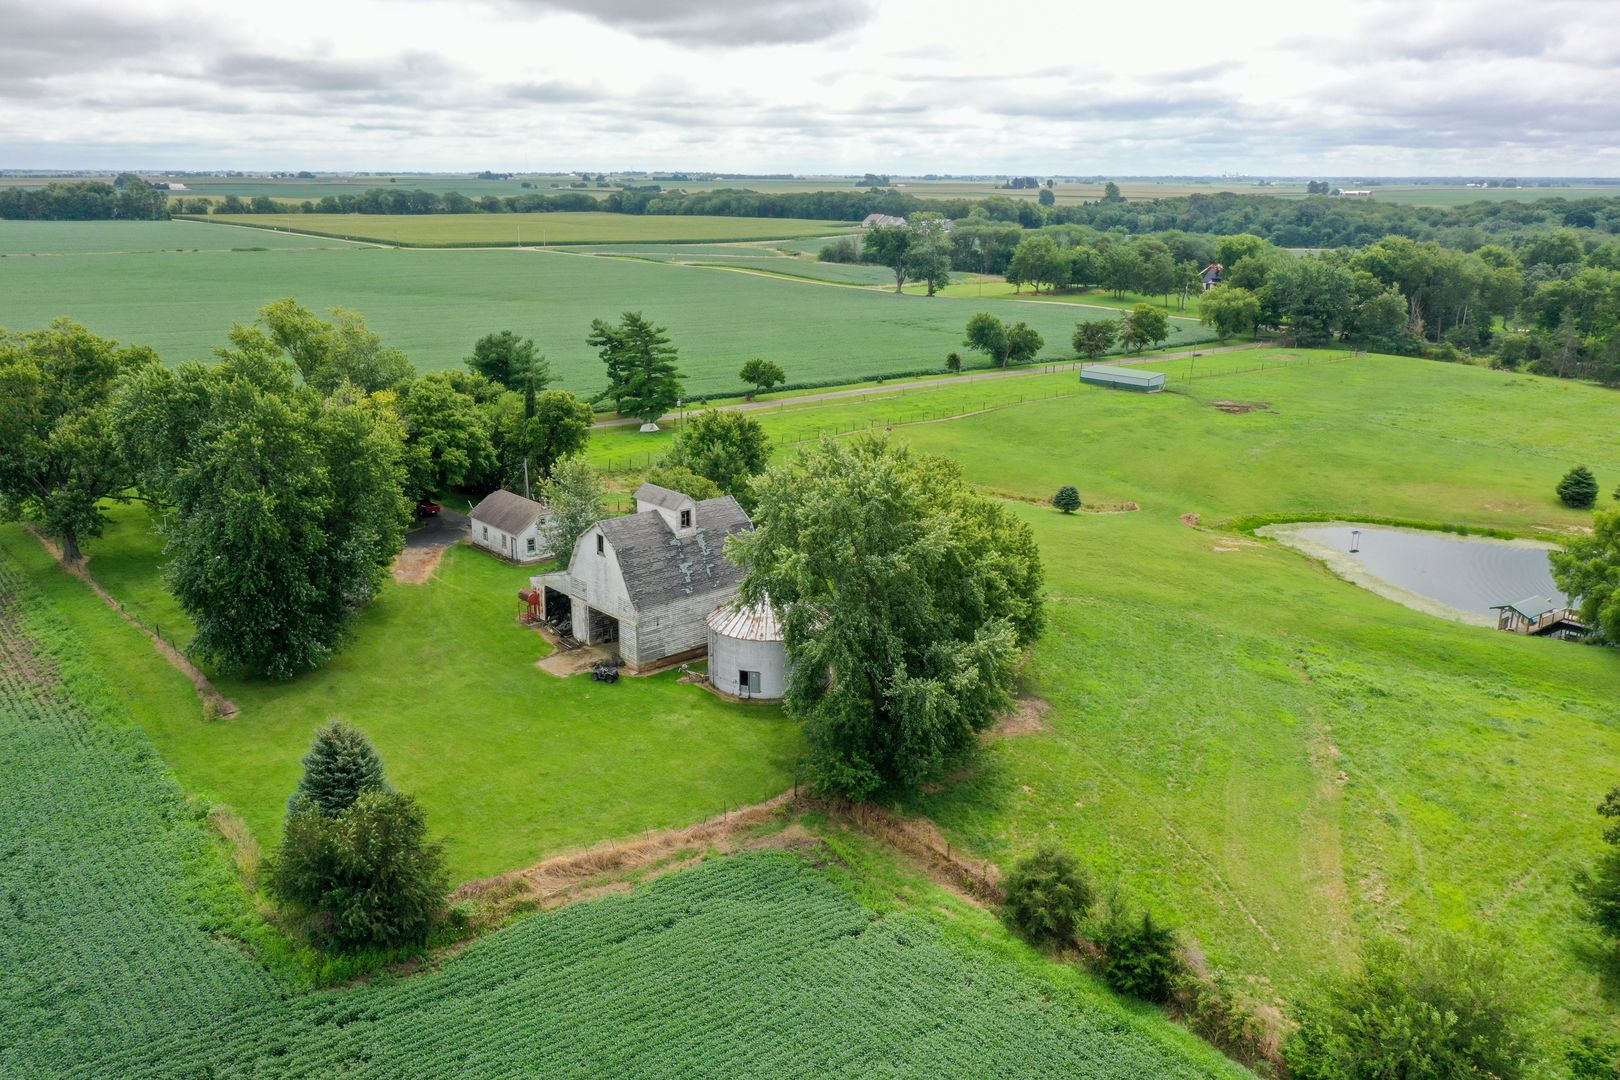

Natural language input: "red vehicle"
[414,500,442,518]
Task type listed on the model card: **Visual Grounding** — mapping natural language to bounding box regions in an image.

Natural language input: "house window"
[596,533,604,555]
[739,670,761,696]
[527,537,536,554]
[679,509,692,529]
[481,525,488,540]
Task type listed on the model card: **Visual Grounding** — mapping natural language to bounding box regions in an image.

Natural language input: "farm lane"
[592,341,1265,428]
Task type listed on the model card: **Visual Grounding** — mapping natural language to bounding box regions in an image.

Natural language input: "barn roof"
[470,489,547,535]
[598,495,752,610]
[707,598,783,641]
[634,482,694,510]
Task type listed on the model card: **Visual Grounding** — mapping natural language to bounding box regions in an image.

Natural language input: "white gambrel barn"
[469,489,550,564]
[536,484,755,670]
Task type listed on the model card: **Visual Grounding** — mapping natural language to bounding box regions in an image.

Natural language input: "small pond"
[1260,522,1567,625]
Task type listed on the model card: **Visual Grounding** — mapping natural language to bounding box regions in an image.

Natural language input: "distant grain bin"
[706,599,788,701]
[1080,364,1166,393]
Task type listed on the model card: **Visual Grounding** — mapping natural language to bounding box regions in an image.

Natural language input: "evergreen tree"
[1003,845,1094,945]
[1053,486,1082,513]
[293,720,389,816]
[588,312,684,427]
[1558,465,1600,509]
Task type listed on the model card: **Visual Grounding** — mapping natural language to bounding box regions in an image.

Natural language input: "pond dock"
[1490,596,1589,640]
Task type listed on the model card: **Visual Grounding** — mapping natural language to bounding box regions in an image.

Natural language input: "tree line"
[0,174,168,221]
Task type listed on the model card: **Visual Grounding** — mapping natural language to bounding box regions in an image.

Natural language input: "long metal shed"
[1080,365,1166,393]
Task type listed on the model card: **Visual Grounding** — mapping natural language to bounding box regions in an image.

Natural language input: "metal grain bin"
[706,600,789,701]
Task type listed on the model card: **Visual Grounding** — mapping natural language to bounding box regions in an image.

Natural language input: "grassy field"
[0,239,1217,391]
[194,212,860,246]
[0,521,803,882]
[0,219,352,255]
[0,552,1242,1077]
[931,276,1206,316]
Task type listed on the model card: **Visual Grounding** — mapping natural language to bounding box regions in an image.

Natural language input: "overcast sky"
[3,0,1617,175]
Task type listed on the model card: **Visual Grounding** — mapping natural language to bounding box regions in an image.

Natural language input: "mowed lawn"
[196,212,860,246]
[0,518,802,882]
[876,354,1620,1029]
[0,240,1218,392]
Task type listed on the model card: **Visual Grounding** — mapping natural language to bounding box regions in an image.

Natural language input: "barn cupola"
[634,482,699,537]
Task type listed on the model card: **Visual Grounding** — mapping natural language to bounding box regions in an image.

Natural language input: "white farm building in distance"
[470,489,550,564]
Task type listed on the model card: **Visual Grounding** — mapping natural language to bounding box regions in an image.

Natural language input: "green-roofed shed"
[1080,364,1166,393]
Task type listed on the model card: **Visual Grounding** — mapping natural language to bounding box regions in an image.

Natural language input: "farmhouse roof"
[634,482,693,510]
[469,489,547,535]
[598,495,752,609]
[862,213,906,228]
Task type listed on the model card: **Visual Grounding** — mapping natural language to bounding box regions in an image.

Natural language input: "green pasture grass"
[930,277,1205,317]
[196,211,860,246]
[0,242,1218,391]
[588,349,1284,474]
[16,513,803,882]
[0,559,1245,1077]
[1360,184,1620,207]
[0,219,347,256]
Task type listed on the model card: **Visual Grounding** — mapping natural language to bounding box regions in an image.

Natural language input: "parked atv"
[590,661,620,683]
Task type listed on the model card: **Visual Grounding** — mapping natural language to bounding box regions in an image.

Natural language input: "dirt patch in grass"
[994,695,1052,737]
[455,791,806,919]
[26,526,237,718]
[1209,400,1271,414]
[392,546,448,584]
[537,644,613,677]
[1180,512,1201,528]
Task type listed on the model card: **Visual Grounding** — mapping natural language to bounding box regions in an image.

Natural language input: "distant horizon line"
[4,169,1620,183]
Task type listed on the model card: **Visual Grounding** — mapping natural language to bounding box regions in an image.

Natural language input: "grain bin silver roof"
[706,599,783,642]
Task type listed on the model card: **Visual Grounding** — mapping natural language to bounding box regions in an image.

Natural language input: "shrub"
[1573,785,1620,939]
[1052,486,1082,514]
[818,235,861,263]
[1093,900,1180,1002]
[267,790,449,953]
[292,720,388,816]
[1002,845,1094,946]
[1172,969,1285,1070]
[1559,465,1600,509]
[1284,935,1539,1080]
[945,351,962,373]
[1567,1034,1620,1080]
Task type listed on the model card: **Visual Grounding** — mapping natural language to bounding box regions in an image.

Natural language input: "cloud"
[506,80,603,103]
[507,0,874,45]
[209,50,458,95]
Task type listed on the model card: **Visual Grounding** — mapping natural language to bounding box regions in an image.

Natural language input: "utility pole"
[523,459,532,501]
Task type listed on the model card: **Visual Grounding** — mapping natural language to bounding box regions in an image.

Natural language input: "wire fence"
[596,351,1363,476]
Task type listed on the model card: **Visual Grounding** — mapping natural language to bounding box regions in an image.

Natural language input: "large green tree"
[0,320,158,561]
[1199,286,1263,341]
[905,216,953,296]
[1119,304,1170,352]
[1072,319,1118,358]
[256,299,413,395]
[729,435,1044,798]
[738,358,786,401]
[661,410,770,509]
[1265,256,1355,342]
[588,312,684,427]
[465,330,551,413]
[1552,506,1620,641]
[964,313,1043,367]
[494,389,593,492]
[115,351,409,678]
[396,372,496,502]
[862,224,914,292]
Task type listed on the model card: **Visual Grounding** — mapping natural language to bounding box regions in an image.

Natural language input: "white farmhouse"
[536,483,757,670]
[469,489,550,563]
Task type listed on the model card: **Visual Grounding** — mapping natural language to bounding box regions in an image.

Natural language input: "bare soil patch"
[994,696,1053,737]
[537,644,613,677]
[26,527,238,718]
[392,545,448,584]
[1180,512,1201,528]
[1209,400,1271,414]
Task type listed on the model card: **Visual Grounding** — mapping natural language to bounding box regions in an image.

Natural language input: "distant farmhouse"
[1335,189,1373,197]
[470,489,550,564]
[537,484,784,682]
[861,213,907,228]
[1200,263,1223,290]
